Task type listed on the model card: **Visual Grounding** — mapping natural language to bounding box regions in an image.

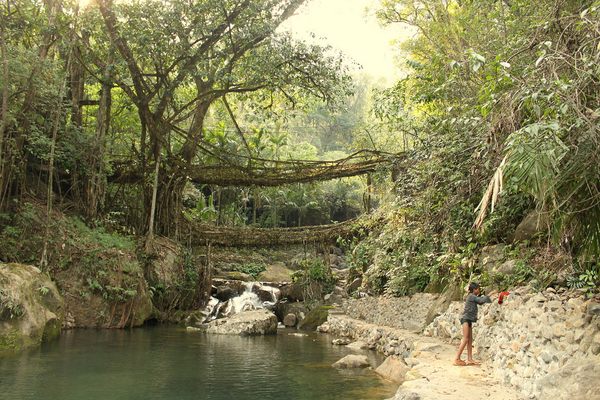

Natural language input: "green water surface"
[0,326,397,400]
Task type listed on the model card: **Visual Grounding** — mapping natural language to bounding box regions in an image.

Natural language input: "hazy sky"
[282,0,411,82]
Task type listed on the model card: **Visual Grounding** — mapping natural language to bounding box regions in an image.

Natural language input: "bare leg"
[454,322,469,364]
[466,324,473,361]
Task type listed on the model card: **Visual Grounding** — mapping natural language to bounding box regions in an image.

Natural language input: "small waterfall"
[201,282,281,323]
[230,283,263,314]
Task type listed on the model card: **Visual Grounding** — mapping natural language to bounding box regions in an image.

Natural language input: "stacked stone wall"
[423,287,600,398]
[340,293,440,332]
[326,287,600,399]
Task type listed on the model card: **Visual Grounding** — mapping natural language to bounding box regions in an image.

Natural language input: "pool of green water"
[0,326,397,400]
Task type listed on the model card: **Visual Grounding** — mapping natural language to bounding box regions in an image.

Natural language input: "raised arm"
[475,295,492,304]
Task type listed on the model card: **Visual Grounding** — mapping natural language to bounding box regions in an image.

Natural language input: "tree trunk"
[85,58,112,219]
[40,61,69,270]
[0,22,9,209]
[145,151,161,248]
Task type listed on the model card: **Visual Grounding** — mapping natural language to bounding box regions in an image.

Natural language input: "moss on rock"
[0,263,64,354]
[297,305,332,331]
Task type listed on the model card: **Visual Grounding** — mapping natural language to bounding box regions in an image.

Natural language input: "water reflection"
[0,327,396,400]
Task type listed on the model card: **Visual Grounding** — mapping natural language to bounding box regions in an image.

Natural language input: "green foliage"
[567,263,600,296]
[291,257,336,300]
[37,285,50,296]
[230,262,266,278]
[0,289,24,320]
[0,202,141,305]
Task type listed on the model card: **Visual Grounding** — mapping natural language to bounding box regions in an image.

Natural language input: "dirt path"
[390,336,526,399]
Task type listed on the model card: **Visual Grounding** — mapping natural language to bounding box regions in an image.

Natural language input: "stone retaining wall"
[423,287,600,399]
[340,293,442,332]
[318,313,419,357]
[326,287,600,400]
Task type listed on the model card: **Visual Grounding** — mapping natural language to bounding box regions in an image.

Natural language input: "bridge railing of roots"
[187,218,372,247]
[111,149,403,187]
[112,146,402,246]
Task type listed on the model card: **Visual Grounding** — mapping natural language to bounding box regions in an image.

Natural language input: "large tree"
[85,0,351,239]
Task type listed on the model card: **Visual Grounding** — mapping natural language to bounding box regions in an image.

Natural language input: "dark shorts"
[460,318,474,326]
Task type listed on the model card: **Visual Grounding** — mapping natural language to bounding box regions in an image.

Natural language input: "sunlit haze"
[282,0,412,82]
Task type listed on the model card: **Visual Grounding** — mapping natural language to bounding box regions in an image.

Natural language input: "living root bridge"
[188,219,364,246]
[110,150,403,187]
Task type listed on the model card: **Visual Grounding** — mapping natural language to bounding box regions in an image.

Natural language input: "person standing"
[454,282,491,366]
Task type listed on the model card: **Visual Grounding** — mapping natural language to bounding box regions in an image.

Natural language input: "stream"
[0,326,397,400]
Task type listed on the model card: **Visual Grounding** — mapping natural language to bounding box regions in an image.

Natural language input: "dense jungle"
[1,0,599,399]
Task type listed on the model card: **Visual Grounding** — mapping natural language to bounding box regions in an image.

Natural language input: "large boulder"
[375,356,410,383]
[297,306,330,331]
[0,263,63,353]
[257,262,293,282]
[279,282,304,302]
[274,301,308,324]
[332,354,370,369]
[205,309,277,335]
[283,313,297,327]
[512,211,546,242]
[479,244,506,273]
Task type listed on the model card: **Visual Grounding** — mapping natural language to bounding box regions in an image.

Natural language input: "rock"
[283,313,297,327]
[332,354,370,369]
[253,284,280,303]
[332,338,350,345]
[219,271,253,281]
[537,360,600,400]
[324,293,344,305]
[346,341,369,351]
[279,283,304,302]
[375,356,410,383]
[495,259,518,275]
[215,286,238,302]
[0,263,64,353]
[347,277,362,294]
[274,302,308,324]
[331,246,343,256]
[479,244,506,273]
[257,262,293,282]
[552,324,566,338]
[297,306,330,331]
[586,302,600,316]
[424,285,462,326]
[392,391,421,400]
[205,309,277,335]
[532,293,547,303]
[513,211,546,242]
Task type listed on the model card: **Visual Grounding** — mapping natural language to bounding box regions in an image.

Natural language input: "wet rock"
[215,286,238,302]
[346,340,369,351]
[274,301,308,324]
[205,309,277,336]
[253,284,280,303]
[297,306,330,331]
[375,355,410,383]
[332,354,370,369]
[283,313,297,327]
[332,338,350,345]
